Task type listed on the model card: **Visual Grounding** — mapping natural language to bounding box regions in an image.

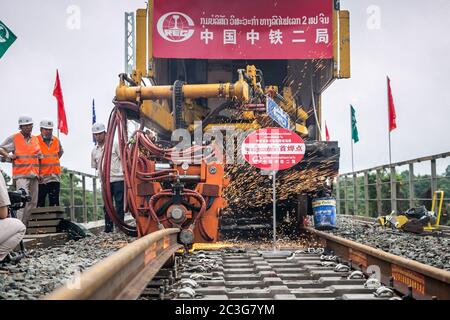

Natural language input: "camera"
[8,188,31,215]
[5,188,30,259]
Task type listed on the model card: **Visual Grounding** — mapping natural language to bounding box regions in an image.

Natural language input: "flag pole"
[57,107,60,140]
[388,126,392,167]
[55,69,60,140]
[351,139,354,173]
[387,76,392,167]
[350,107,354,173]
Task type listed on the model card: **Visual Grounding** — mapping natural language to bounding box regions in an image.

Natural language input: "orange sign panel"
[391,264,425,295]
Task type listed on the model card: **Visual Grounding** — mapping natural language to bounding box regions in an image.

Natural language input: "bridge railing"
[2,167,103,223]
[334,152,450,225]
[59,168,104,223]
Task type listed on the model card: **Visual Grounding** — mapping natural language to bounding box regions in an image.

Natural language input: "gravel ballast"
[0,232,133,300]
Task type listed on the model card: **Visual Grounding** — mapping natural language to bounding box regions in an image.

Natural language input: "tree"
[58,168,104,222]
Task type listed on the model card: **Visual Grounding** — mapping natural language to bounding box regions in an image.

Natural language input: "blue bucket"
[312,198,337,230]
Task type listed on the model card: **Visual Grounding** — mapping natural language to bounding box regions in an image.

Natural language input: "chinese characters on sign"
[241,128,305,171]
[154,0,333,59]
[197,28,329,46]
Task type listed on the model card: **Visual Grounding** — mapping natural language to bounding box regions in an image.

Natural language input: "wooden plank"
[30,206,65,214]
[26,227,58,234]
[28,220,61,227]
[30,213,64,220]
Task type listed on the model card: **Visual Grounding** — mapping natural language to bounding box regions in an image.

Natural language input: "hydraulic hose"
[101,101,220,238]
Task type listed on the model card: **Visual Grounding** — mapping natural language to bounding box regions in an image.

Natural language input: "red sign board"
[153,0,334,60]
[241,128,305,171]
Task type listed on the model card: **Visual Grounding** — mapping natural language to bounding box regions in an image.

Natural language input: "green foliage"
[59,168,104,222]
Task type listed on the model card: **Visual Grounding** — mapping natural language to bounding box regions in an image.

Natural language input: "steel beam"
[69,173,75,222]
[364,172,369,216]
[352,173,357,215]
[390,167,397,213]
[409,163,415,208]
[376,169,382,215]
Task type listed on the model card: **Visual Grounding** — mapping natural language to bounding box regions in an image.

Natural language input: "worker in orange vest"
[37,119,64,207]
[0,116,42,227]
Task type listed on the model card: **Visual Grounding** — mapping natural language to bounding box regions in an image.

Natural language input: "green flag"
[350,105,359,143]
[0,20,17,59]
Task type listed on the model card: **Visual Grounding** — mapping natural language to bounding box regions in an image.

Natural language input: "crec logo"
[157,12,195,43]
[0,23,10,43]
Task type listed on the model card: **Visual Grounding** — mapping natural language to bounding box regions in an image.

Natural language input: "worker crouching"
[0,116,41,227]
[0,170,26,264]
[37,119,64,207]
[91,123,125,233]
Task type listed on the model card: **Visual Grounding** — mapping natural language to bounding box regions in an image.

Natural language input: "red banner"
[153,0,334,60]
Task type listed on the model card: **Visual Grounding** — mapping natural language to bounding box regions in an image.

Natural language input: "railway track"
[305,227,450,300]
[42,222,450,300]
[44,229,181,300]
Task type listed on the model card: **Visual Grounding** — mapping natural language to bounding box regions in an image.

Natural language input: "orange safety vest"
[12,133,41,179]
[37,135,61,176]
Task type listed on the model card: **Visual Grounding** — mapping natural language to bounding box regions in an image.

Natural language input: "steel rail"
[44,228,182,300]
[304,227,450,300]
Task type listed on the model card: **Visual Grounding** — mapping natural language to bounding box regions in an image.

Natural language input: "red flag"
[387,76,397,131]
[53,69,68,135]
[325,121,330,141]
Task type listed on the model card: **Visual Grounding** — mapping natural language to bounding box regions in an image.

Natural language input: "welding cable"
[181,189,213,241]
[145,190,173,234]
[103,106,152,236]
[103,111,137,235]
[136,169,178,181]
[101,108,137,236]
[182,189,214,241]
[108,107,142,234]
[197,196,216,241]
[103,102,220,237]
[112,102,211,161]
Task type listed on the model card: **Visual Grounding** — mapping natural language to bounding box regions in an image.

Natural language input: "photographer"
[0,171,26,264]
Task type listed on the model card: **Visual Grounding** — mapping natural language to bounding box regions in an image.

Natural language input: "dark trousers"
[37,182,60,207]
[104,181,125,232]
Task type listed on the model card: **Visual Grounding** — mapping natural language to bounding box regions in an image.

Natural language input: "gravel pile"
[325,215,450,271]
[0,232,133,300]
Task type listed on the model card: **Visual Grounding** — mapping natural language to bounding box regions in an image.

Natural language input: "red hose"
[101,102,218,238]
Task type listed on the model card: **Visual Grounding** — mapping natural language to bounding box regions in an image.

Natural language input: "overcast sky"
[0,0,449,177]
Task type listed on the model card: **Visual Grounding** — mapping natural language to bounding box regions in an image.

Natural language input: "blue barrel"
[312,198,337,230]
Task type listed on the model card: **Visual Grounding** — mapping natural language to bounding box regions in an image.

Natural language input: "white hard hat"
[92,123,106,134]
[18,116,33,126]
[40,119,54,129]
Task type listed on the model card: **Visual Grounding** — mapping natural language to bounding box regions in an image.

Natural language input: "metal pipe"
[155,163,171,170]
[179,175,201,182]
[116,81,250,102]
